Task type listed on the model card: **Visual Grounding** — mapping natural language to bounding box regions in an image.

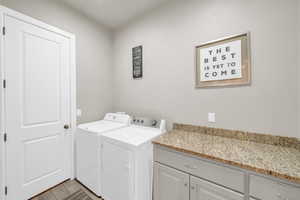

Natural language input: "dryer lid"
[102,126,164,146]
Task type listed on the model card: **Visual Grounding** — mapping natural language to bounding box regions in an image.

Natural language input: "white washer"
[101,117,166,200]
[76,113,130,196]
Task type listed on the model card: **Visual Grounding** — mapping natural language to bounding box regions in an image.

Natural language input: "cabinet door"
[190,176,244,200]
[154,162,189,200]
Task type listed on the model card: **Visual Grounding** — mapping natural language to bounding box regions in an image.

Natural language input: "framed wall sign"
[132,45,143,79]
[195,32,251,88]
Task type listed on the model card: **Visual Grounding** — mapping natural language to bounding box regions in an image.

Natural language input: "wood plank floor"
[30,180,103,200]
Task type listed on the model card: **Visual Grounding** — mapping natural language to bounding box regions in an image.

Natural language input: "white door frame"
[0,5,76,200]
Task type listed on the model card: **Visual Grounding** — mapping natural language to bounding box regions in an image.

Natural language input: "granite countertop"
[153,124,300,184]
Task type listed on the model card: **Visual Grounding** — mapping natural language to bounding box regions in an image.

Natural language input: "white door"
[102,140,133,200]
[153,163,189,200]
[190,176,244,200]
[4,14,72,200]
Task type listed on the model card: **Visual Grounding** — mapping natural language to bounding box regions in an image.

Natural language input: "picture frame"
[132,45,143,79]
[195,32,251,88]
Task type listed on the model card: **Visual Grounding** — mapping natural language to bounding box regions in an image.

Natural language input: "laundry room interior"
[0,0,300,200]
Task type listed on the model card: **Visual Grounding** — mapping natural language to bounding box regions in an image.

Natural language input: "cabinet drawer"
[250,175,300,200]
[190,176,244,200]
[154,146,245,193]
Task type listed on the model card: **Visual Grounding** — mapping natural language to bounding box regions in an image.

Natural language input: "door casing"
[0,5,76,200]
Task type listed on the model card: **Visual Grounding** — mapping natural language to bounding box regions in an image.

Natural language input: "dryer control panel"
[131,116,166,131]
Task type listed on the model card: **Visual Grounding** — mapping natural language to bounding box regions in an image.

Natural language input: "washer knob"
[152,120,157,126]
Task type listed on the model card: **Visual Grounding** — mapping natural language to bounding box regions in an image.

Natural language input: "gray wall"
[0,0,113,124]
[113,0,300,138]
[1,0,299,138]
[298,0,300,138]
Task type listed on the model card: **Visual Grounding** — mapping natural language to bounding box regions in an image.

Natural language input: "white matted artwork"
[195,32,251,88]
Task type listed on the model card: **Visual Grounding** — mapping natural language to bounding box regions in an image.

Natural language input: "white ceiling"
[60,0,172,29]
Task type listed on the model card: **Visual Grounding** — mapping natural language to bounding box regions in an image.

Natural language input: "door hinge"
[4,186,7,195]
[3,133,7,143]
[3,80,6,88]
[2,27,5,35]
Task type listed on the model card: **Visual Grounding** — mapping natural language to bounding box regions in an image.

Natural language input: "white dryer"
[101,117,166,200]
[76,113,131,196]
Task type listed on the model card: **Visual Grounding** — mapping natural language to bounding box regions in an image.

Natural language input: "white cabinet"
[153,162,243,200]
[250,175,300,200]
[154,163,189,200]
[153,145,300,200]
[154,145,245,192]
[190,176,244,200]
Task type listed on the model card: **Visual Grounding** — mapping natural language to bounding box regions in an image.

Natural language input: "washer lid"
[101,126,164,146]
[77,113,130,133]
[78,120,127,133]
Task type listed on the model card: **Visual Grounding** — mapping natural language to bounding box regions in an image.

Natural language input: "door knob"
[64,124,70,130]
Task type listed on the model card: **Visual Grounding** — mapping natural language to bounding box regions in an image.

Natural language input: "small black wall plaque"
[132,45,143,79]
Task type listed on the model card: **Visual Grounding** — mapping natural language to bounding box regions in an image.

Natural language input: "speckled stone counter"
[153,124,300,184]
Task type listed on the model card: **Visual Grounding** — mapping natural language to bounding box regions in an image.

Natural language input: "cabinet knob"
[64,124,70,130]
[184,183,188,187]
[191,186,195,190]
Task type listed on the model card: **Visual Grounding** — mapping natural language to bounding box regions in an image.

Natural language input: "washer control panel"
[104,113,131,124]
